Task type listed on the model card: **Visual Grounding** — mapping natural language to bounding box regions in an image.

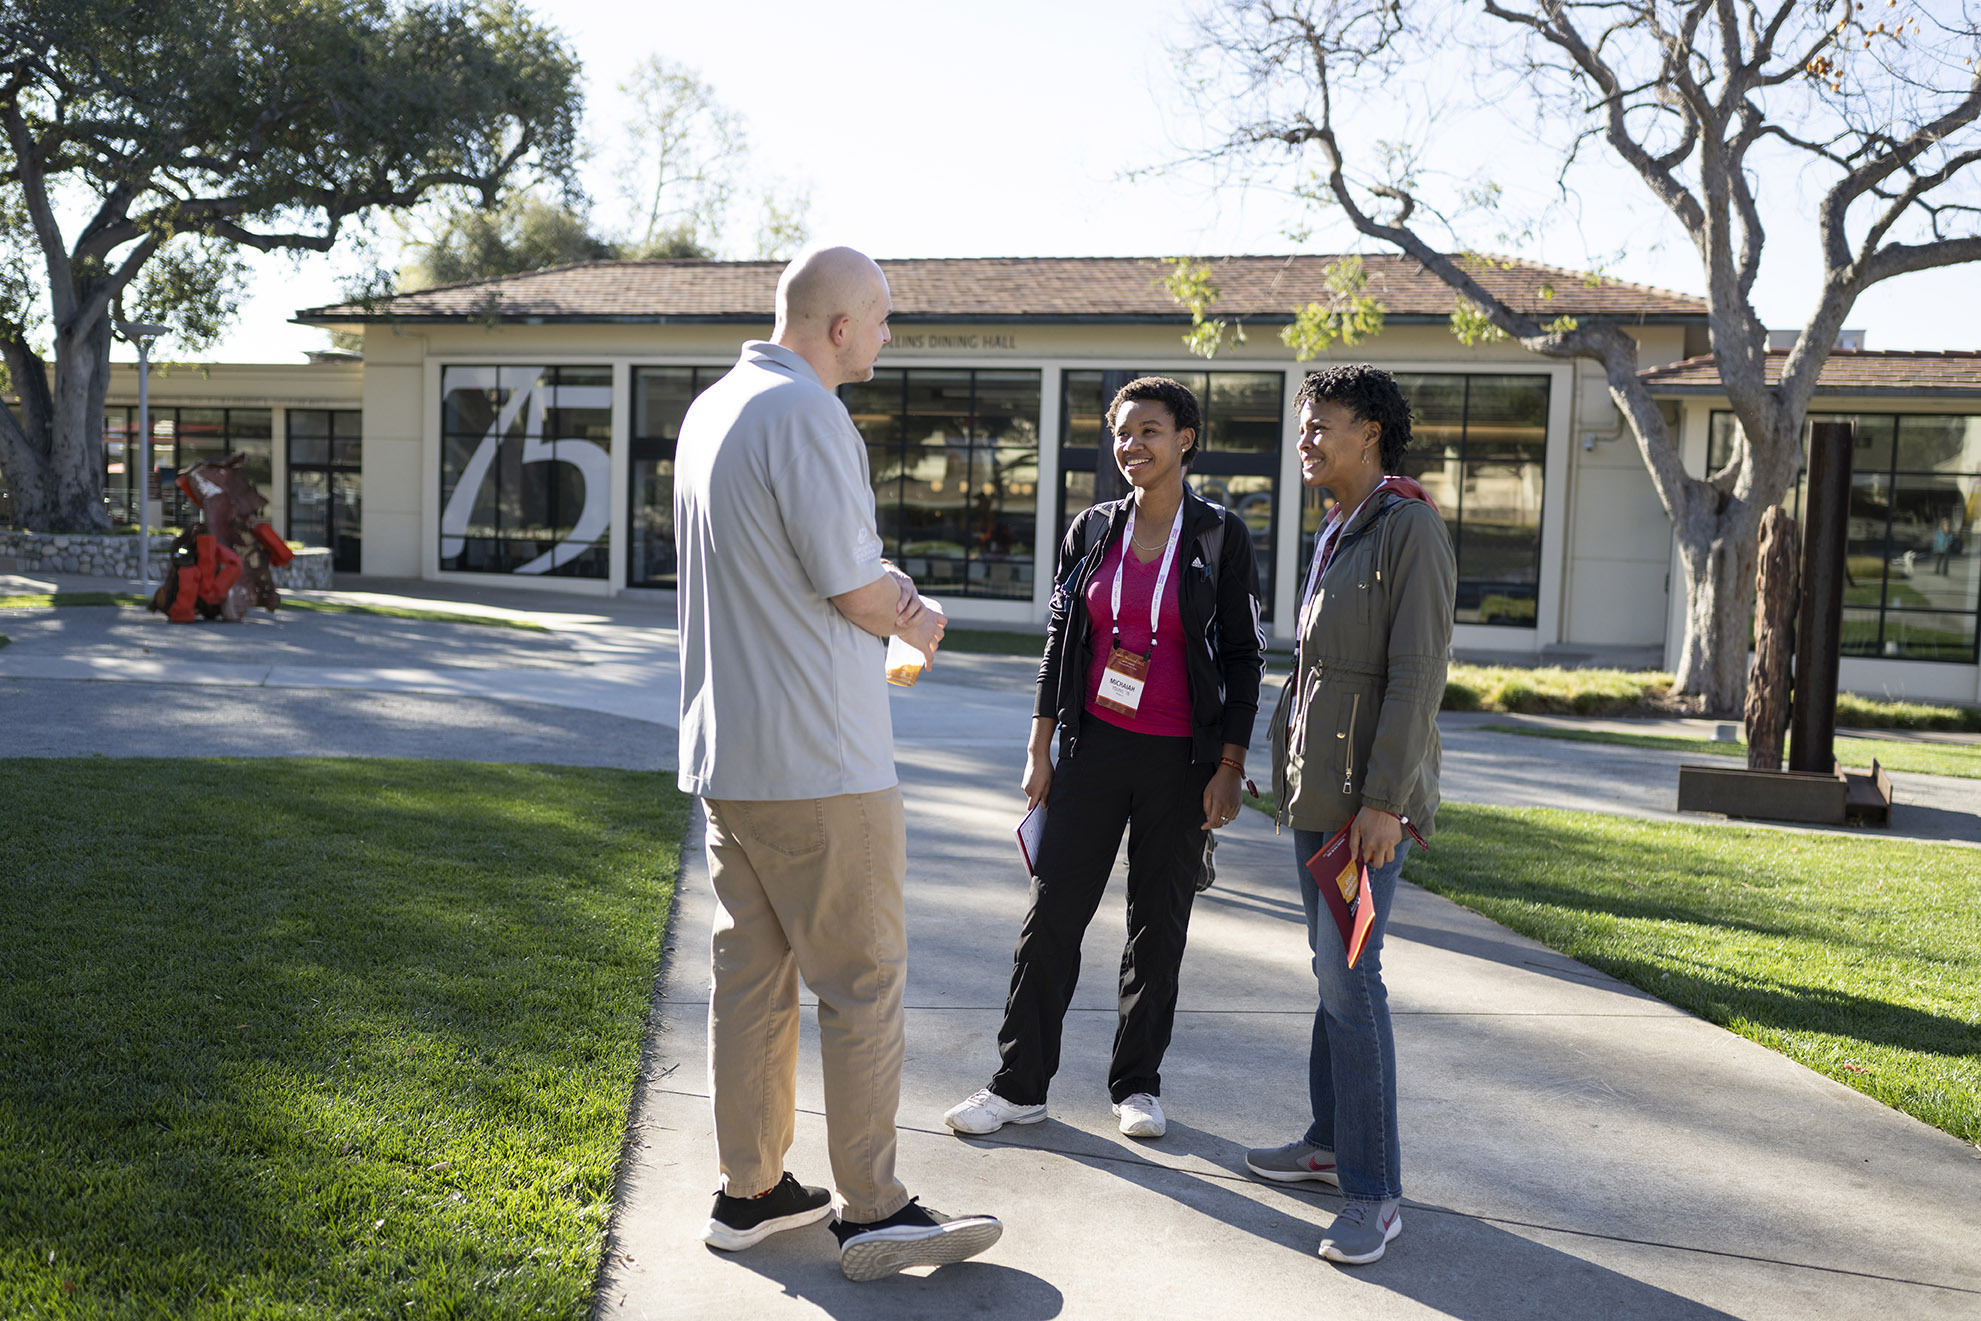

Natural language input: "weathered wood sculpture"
[1744,505,1798,771]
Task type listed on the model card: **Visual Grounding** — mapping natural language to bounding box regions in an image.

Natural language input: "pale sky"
[168,0,1979,364]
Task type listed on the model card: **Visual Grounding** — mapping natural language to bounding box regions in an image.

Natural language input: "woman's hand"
[1021,748,1053,809]
[1202,762,1243,830]
[1348,806,1403,867]
[1022,717,1056,809]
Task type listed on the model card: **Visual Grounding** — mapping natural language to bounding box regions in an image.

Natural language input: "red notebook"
[1305,822,1375,969]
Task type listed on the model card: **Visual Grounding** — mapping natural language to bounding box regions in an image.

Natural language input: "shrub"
[1442,663,1674,716]
[1440,662,1981,729]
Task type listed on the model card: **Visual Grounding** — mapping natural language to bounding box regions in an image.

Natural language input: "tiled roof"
[1640,349,1981,396]
[295,254,1707,324]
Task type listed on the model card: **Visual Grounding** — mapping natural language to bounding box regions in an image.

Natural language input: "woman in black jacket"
[943,376,1265,1141]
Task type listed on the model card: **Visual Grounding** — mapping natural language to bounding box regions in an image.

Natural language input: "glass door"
[287,409,363,573]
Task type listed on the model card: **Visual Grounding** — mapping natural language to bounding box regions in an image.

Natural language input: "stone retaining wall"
[0,531,333,590]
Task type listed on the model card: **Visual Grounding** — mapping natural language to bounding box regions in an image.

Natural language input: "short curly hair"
[1295,365,1413,472]
[1106,376,1203,470]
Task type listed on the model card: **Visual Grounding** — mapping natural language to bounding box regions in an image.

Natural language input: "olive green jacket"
[1269,493,1457,836]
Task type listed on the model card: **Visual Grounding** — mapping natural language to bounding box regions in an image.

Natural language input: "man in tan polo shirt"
[673,245,1003,1282]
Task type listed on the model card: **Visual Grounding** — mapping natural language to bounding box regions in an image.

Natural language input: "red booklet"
[1305,822,1375,969]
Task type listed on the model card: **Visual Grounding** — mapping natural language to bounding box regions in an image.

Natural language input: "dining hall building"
[72,254,1981,704]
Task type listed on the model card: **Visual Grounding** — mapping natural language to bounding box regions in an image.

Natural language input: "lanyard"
[1111,500,1185,657]
[1302,483,1392,613]
[1300,484,1394,645]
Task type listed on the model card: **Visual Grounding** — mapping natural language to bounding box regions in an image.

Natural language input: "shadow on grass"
[0,757,687,1317]
[1402,804,1981,1137]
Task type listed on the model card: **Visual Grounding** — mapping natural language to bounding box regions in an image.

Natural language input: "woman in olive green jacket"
[1246,365,1456,1266]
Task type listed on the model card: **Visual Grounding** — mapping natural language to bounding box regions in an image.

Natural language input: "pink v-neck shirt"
[1083,535,1194,737]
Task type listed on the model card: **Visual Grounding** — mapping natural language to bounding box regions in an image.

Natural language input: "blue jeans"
[1293,829,1410,1203]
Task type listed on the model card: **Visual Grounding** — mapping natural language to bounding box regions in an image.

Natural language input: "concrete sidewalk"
[602,712,1981,1320]
[5,574,1980,1318]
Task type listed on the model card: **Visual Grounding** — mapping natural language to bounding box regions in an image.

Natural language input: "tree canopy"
[1175,0,1981,711]
[0,0,583,530]
[391,55,810,292]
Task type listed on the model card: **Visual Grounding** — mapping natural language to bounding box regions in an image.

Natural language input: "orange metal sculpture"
[147,454,295,623]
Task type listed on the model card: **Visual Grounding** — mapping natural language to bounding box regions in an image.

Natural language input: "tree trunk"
[11,317,117,532]
[1744,506,1798,770]
[1669,503,1761,716]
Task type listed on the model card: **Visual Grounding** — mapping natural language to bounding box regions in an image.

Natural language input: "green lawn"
[939,626,1047,655]
[277,599,548,631]
[1407,805,1981,1144]
[0,758,687,1319]
[0,592,153,609]
[0,593,544,631]
[1479,723,1981,779]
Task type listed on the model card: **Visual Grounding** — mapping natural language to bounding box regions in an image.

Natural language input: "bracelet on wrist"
[1218,756,1245,772]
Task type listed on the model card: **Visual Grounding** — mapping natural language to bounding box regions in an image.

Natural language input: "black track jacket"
[1033,486,1266,765]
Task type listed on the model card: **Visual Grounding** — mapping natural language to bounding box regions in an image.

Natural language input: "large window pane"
[102,409,134,525]
[228,408,274,493]
[1059,368,1284,618]
[1879,609,1977,661]
[1387,373,1546,628]
[1191,471,1275,604]
[901,371,972,588]
[1394,374,1466,460]
[843,372,905,558]
[1893,473,1980,616]
[1896,415,1981,475]
[634,368,698,441]
[1462,376,1549,460]
[627,367,716,590]
[288,409,331,466]
[1062,371,1106,450]
[440,364,611,578]
[1454,459,1542,624]
[1841,606,1883,657]
[228,408,271,441]
[1836,413,1898,475]
[289,469,330,546]
[1719,408,1981,664]
[848,368,1041,600]
[1203,373,1281,452]
[1707,412,1739,474]
[232,436,273,492]
[629,455,675,587]
[331,472,362,573]
[330,411,363,469]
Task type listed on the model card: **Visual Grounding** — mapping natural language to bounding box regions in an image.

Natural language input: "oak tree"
[1182,0,1981,711]
[0,0,582,531]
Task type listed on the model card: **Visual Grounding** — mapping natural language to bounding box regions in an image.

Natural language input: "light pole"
[113,321,171,585]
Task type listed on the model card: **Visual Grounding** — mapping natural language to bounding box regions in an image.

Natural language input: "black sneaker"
[701,1171,833,1251]
[830,1197,1003,1281]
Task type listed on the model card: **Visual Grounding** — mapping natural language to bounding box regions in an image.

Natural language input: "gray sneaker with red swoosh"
[1318,1197,1402,1264]
[1243,1138,1338,1186]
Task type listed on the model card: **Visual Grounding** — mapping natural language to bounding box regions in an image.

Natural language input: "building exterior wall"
[353,333,424,579]
[1557,338,1687,658]
[74,321,1979,699]
[1657,394,1981,704]
[360,318,1609,645]
[103,359,361,538]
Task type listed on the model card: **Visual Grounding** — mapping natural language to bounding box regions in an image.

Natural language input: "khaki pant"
[703,787,910,1223]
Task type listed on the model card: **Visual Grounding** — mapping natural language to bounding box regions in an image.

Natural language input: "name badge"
[1095,646,1149,716]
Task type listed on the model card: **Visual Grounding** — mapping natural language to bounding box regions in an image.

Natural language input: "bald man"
[674,245,1003,1282]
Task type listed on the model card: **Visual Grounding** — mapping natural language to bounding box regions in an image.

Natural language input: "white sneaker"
[1112,1092,1166,1138]
[943,1088,1046,1135]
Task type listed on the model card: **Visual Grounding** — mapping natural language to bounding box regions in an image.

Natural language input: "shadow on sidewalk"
[717,1242,1064,1319]
[959,1119,1740,1320]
